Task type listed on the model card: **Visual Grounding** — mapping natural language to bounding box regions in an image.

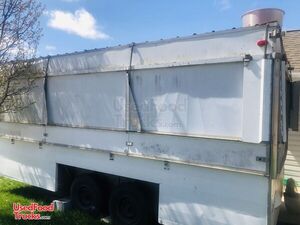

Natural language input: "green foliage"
[0,177,106,225]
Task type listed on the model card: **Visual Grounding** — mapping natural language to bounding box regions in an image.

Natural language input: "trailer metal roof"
[37,24,269,60]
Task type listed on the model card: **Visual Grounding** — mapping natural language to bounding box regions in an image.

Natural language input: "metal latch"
[256,156,267,162]
[243,54,253,66]
[164,161,170,170]
[269,29,281,39]
[38,141,43,149]
[109,153,114,161]
[272,52,283,60]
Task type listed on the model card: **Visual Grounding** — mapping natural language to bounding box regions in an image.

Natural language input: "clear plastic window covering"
[0,60,47,124]
[0,78,47,124]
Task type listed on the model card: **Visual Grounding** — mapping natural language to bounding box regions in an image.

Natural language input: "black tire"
[71,175,103,217]
[109,183,150,225]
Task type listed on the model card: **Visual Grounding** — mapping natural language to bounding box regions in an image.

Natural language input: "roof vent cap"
[242,8,284,27]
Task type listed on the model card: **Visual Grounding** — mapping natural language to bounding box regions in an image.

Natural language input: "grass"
[0,177,106,225]
[0,176,293,225]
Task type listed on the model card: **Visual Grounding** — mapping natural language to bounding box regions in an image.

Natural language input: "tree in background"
[0,0,43,114]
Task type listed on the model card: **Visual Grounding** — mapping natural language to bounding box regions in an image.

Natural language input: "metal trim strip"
[0,135,267,177]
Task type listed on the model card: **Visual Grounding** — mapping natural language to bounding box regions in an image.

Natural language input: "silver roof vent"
[242,8,284,27]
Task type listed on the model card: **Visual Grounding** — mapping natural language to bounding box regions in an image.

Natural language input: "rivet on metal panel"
[38,142,43,149]
[164,161,170,170]
[43,133,48,137]
[109,153,114,161]
[11,139,15,144]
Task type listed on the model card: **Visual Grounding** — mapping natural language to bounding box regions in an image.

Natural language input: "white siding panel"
[130,62,244,138]
[48,46,132,75]
[47,72,127,129]
[132,27,267,69]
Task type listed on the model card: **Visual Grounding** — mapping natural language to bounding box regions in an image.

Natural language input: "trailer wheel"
[109,183,150,225]
[71,175,103,217]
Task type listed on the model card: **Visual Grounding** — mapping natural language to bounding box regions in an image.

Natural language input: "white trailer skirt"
[0,138,269,225]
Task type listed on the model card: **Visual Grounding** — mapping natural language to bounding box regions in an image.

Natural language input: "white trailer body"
[0,24,289,225]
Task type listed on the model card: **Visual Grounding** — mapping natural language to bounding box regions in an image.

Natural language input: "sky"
[38,0,300,56]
